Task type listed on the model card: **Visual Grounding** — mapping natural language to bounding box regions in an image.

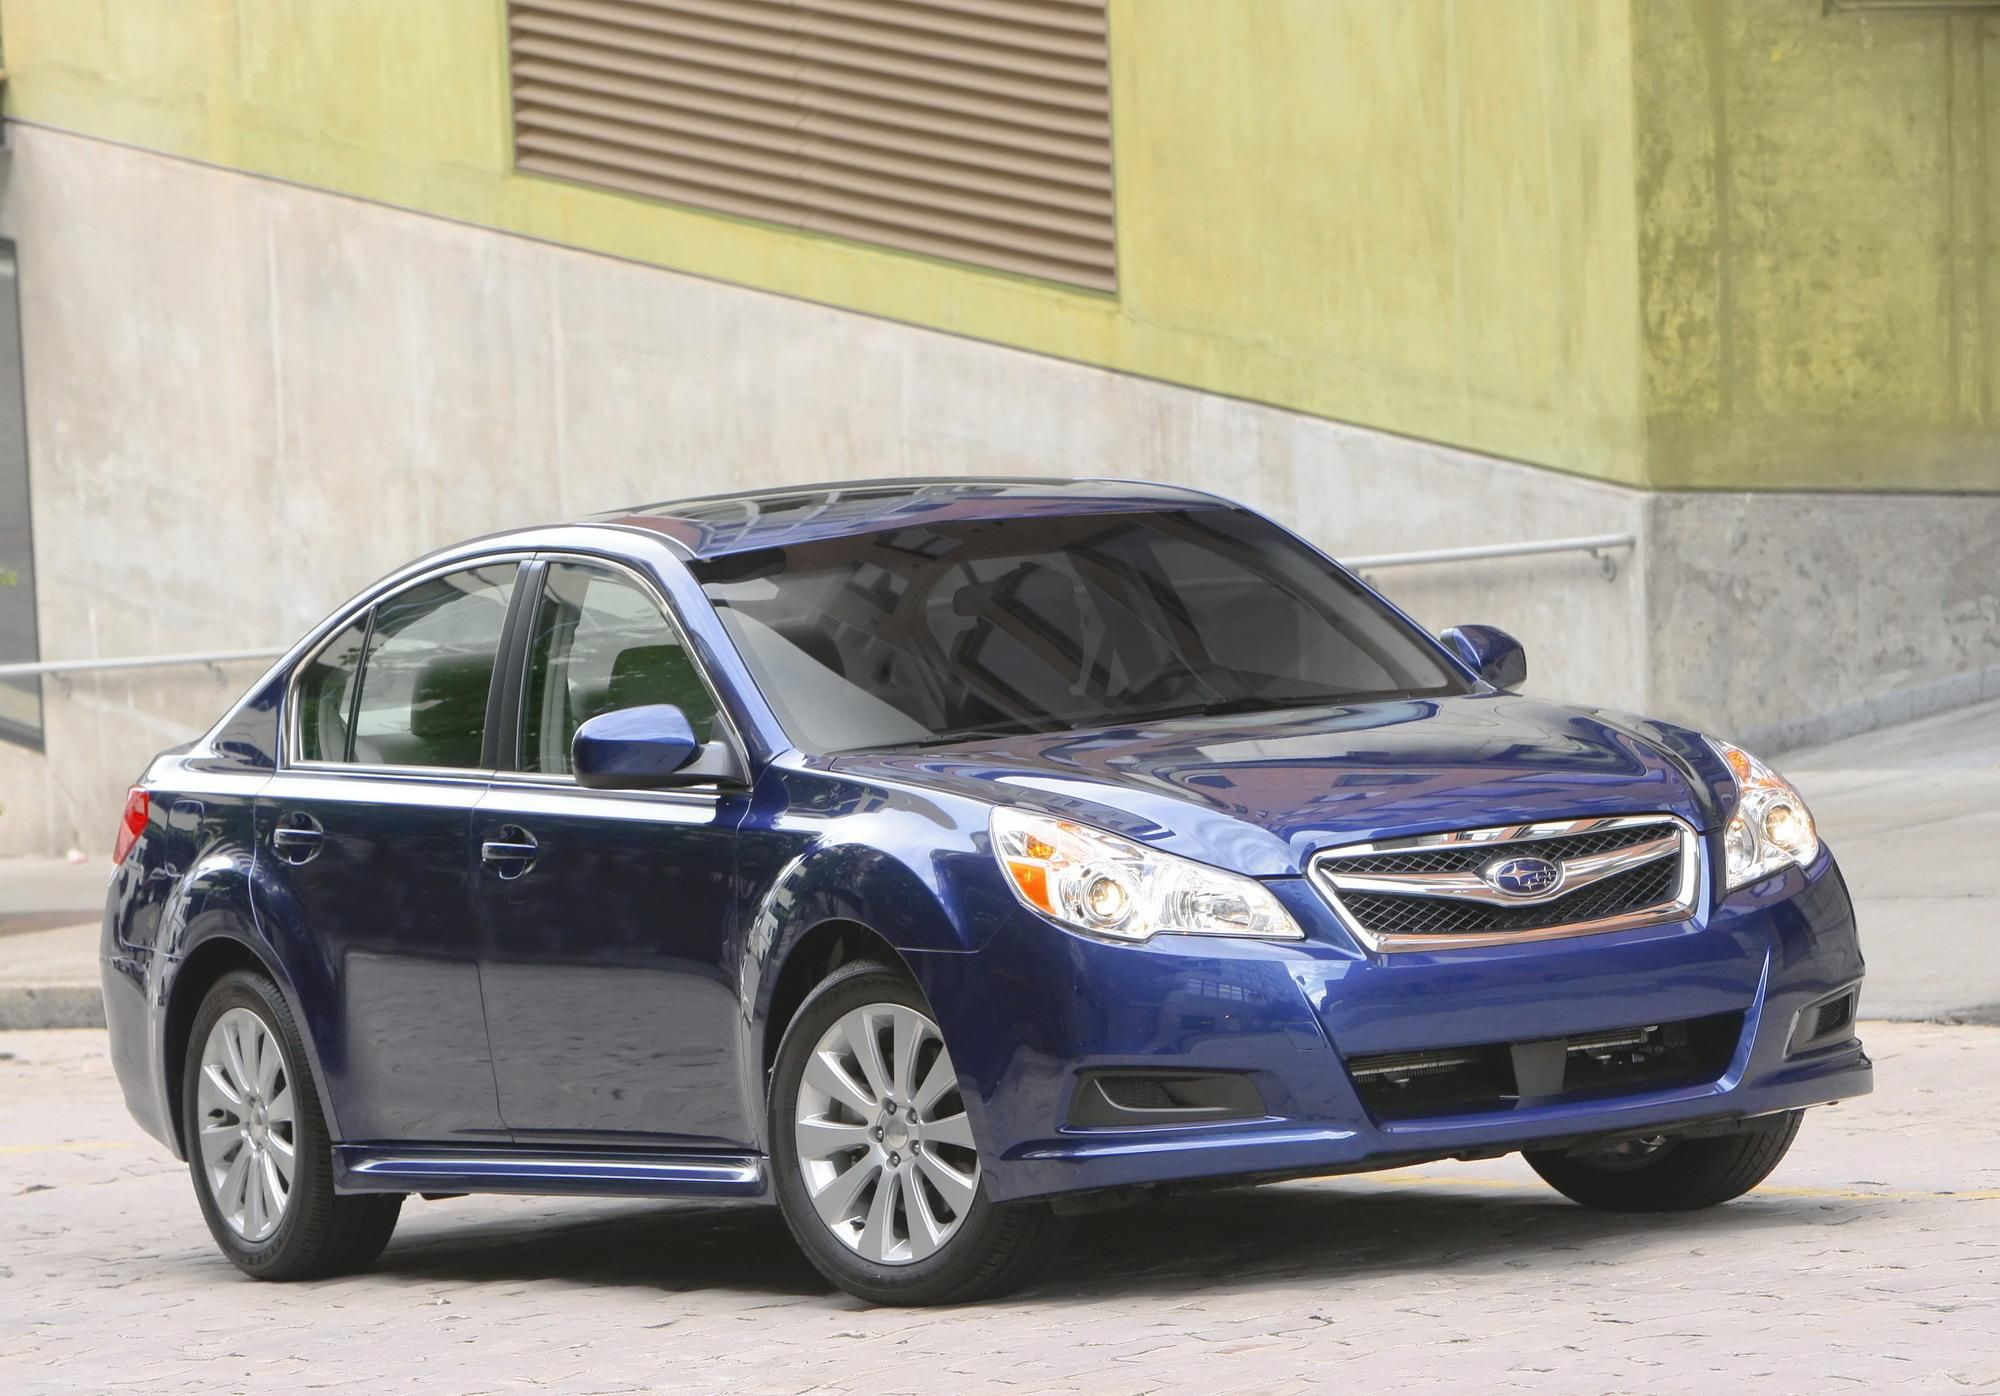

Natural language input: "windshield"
[692,506,1468,754]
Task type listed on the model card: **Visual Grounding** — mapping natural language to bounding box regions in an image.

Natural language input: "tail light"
[113,788,150,864]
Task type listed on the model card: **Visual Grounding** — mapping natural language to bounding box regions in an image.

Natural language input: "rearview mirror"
[1440,625,1527,690]
[571,704,746,789]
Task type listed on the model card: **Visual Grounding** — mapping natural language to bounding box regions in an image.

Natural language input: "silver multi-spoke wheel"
[196,1006,296,1243]
[794,1003,979,1266]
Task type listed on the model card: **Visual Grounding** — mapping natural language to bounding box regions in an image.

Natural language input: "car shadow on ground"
[355,1177,1847,1305]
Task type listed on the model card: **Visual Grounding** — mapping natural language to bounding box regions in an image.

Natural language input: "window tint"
[695,508,1465,754]
[294,617,369,762]
[518,561,718,775]
[344,564,517,769]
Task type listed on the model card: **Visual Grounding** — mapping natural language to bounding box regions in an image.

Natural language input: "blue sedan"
[100,477,1869,1304]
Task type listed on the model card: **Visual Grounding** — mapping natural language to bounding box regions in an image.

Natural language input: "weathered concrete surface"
[0,857,106,1028]
[1648,491,2000,754]
[2,123,1994,854]
[1632,0,2000,492]
[1,1022,1992,1395]
[0,124,1648,854]
[1787,697,2000,1024]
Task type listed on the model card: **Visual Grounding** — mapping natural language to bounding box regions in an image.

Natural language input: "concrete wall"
[0,0,1647,487]
[1634,1,2000,490]
[6,1,1991,494]
[3,126,1996,855]
[0,125,1647,855]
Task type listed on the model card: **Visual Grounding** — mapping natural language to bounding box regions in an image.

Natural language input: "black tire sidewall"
[181,969,335,1276]
[767,961,1030,1305]
[1526,1111,1804,1213]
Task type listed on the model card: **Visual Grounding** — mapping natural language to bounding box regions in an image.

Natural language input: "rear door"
[252,560,521,1144]
[471,556,752,1148]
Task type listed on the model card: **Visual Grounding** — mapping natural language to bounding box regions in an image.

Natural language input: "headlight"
[990,808,1302,943]
[1707,737,1821,890]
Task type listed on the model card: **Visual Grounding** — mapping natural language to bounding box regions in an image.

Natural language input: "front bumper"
[919,850,1870,1203]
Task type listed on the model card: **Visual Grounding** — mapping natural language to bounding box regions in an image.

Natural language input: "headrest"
[607,644,703,713]
[408,653,494,763]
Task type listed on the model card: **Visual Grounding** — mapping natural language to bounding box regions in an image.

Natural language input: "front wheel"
[767,960,1068,1305]
[1525,1111,1804,1212]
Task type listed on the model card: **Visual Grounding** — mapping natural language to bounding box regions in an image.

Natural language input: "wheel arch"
[160,924,333,1158]
[759,918,910,1084]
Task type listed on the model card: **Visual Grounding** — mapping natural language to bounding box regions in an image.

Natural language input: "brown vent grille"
[506,0,1117,290]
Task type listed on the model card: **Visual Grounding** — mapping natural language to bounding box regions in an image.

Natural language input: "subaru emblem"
[1481,855,1564,898]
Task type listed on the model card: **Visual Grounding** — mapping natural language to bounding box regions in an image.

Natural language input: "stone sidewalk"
[1784,697,2000,1023]
[2,1021,1993,1395]
[0,856,105,1029]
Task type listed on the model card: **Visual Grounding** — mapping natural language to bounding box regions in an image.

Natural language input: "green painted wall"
[1635,1,1999,490]
[0,0,1991,491]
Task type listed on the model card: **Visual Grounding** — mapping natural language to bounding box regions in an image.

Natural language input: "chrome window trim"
[1308,813,1703,954]
[280,551,535,773]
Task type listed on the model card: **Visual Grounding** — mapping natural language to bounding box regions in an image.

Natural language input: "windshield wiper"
[836,726,1053,755]
[1124,694,1361,723]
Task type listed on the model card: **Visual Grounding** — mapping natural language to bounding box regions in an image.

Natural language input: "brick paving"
[2,1023,1995,1395]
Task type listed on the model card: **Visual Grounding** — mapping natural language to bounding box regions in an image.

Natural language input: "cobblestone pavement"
[3,1025,1996,1395]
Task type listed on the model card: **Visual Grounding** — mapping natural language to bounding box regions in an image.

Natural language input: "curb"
[0,985,106,1030]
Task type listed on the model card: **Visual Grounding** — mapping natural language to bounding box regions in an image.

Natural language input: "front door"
[252,561,520,1144]
[472,557,750,1148]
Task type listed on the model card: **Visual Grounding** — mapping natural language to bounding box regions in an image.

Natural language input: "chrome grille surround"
[1308,814,1703,953]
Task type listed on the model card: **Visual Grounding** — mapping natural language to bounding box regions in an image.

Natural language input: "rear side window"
[294,618,369,762]
[517,561,718,774]
[295,563,518,768]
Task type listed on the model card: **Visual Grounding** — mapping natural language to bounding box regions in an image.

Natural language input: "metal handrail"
[1344,532,1636,572]
[0,647,287,680]
[0,533,1636,681]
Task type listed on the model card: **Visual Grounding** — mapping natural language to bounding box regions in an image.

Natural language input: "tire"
[181,969,403,1280]
[767,959,1069,1305]
[1525,1111,1804,1213]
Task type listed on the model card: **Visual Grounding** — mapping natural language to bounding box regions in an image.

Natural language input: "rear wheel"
[768,960,1068,1305]
[1525,1111,1804,1212]
[182,970,403,1279]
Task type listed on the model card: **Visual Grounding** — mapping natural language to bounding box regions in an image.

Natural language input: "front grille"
[1340,858,1679,941]
[1310,815,1696,952]
[1347,1013,1743,1121]
[1329,822,1665,877]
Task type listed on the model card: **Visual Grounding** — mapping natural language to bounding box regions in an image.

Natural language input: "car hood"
[829,694,1726,877]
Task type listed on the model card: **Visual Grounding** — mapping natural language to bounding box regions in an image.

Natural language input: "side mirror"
[571,704,746,789]
[1441,625,1527,690]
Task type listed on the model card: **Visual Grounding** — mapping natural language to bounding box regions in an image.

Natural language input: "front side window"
[694,508,1467,754]
[517,561,718,775]
[298,564,518,768]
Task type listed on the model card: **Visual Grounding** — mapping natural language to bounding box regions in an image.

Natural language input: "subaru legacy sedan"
[101,477,1869,1304]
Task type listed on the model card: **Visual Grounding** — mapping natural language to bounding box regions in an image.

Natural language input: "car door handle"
[480,826,538,879]
[271,814,324,865]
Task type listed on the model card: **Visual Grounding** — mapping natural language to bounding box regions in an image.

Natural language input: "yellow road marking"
[0,1140,136,1156]
[1309,1171,2000,1203]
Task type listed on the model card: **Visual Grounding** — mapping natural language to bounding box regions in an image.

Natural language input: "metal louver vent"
[506,0,1117,291]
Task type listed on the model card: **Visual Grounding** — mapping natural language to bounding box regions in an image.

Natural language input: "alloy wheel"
[793,1003,979,1265]
[195,1006,297,1243]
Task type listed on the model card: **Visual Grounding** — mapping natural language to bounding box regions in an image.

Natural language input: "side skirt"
[331,1145,768,1200]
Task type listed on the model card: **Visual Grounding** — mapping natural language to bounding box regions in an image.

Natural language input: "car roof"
[588,476,1233,560]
